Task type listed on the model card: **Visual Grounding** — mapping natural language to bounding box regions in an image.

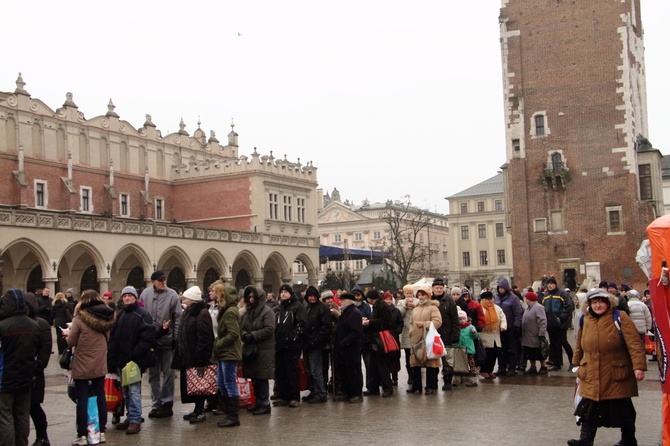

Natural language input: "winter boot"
[217,397,240,428]
[567,422,596,446]
[613,428,638,446]
[212,394,227,416]
[441,374,453,391]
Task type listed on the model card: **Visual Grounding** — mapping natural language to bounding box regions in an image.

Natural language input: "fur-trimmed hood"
[77,302,116,333]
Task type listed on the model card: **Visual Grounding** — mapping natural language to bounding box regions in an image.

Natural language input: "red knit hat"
[525,291,539,302]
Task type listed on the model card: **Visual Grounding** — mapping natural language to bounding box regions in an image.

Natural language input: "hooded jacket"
[213,286,242,361]
[0,289,40,393]
[303,287,333,350]
[241,287,275,380]
[275,294,307,351]
[494,279,523,330]
[67,301,116,379]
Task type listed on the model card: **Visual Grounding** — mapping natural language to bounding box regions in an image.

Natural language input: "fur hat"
[183,286,203,301]
[121,286,138,298]
[525,291,539,302]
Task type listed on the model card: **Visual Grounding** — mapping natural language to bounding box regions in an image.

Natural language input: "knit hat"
[607,282,617,290]
[305,286,320,299]
[525,291,539,302]
[457,309,467,319]
[461,288,470,296]
[320,290,334,300]
[546,277,557,285]
[598,280,609,288]
[183,286,203,301]
[432,278,445,287]
[480,291,493,299]
[451,287,462,295]
[121,286,138,298]
[415,285,432,297]
[620,283,631,292]
[366,289,381,300]
[66,288,74,294]
[278,284,294,296]
[103,291,113,298]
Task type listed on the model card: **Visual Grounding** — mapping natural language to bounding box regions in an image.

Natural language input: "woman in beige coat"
[406,285,442,395]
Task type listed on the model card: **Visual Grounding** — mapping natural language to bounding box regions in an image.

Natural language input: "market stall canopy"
[319,245,386,263]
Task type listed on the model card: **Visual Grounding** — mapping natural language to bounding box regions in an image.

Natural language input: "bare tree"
[375,198,438,284]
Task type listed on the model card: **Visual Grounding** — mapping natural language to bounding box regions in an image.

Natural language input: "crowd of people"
[0,273,655,446]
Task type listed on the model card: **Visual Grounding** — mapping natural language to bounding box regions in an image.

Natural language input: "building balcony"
[542,161,569,191]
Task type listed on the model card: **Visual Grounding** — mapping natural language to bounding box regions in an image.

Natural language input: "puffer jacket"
[0,289,40,393]
[241,289,275,380]
[212,286,242,361]
[408,299,442,368]
[627,297,652,334]
[573,308,646,401]
[67,301,116,379]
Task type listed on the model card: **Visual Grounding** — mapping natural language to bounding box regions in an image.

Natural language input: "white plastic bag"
[426,322,447,359]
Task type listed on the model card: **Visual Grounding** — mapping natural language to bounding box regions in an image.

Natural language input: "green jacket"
[212,286,242,361]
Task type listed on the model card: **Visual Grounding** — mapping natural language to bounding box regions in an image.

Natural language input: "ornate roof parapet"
[105,99,119,118]
[178,118,189,136]
[62,92,78,108]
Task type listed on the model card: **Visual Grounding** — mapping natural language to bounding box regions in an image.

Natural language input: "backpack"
[579,309,625,347]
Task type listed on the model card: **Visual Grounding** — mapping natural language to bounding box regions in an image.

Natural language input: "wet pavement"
[37,335,664,446]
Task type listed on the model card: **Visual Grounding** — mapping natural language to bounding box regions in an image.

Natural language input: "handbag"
[185,364,218,396]
[540,336,550,359]
[104,373,123,412]
[644,332,655,355]
[59,347,73,370]
[242,342,259,362]
[297,358,310,391]
[375,330,400,354]
[426,322,446,359]
[411,324,428,362]
[445,346,469,375]
[474,338,487,366]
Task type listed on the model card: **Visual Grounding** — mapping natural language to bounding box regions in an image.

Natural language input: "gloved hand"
[241,332,254,343]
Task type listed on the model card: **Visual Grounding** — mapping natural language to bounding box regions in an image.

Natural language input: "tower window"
[535,115,545,136]
[639,164,652,201]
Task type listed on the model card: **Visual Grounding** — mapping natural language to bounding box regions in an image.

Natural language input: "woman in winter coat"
[172,286,214,424]
[240,286,275,415]
[396,284,416,384]
[520,291,548,375]
[406,285,442,395]
[479,291,507,379]
[211,282,242,428]
[52,291,71,354]
[568,289,646,446]
[64,290,116,446]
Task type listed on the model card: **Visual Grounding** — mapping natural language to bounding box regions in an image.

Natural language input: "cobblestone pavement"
[38,340,664,446]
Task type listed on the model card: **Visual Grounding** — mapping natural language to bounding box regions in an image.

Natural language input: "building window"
[495,200,503,211]
[80,187,92,213]
[512,139,520,152]
[269,193,278,220]
[533,218,547,233]
[606,206,624,233]
[550,210,564,232]
[155,198,164,220]
[460,203,468,214]
[120,194,129,217]
[460,225,469,240]
[462,252,470,267]
[35,180,47,208]
[296,197,306,223]
[335,261,343,271]
[495,222,504,237]
[477,201,485,212]
[283,196,292,221]
[373,231,381,240]
[354,232,363,241]
[479,250,488,266]
[334,234,342,243]
[478,224,486,239]
[295,261,306,273]
[355,259,365,270]
[535,115,545,136]
[497,249,506,265]
[639,164,652,201]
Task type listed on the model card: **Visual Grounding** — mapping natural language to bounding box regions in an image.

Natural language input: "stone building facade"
[499,0,663,289]
[0,75,320,298]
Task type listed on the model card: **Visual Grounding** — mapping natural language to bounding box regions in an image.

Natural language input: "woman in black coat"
[171,286,214,424]
[52,292,72,354]
[334,293,363,402]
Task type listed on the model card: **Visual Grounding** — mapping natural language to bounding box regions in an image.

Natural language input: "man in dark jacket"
[108,286,156,435]
[0,289,40,446]
[273,284,307,407]
[25,293,52,446]
[333,292,363,403]
[351,285,373,391]
[432,278,460,390]
[494,278,524,376]
[36,288,53,327]
[362,289,395,397]
[541,277,574,371]
[302,286,332,404]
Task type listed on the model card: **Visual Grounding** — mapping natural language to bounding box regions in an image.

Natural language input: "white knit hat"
[183,286,203,301]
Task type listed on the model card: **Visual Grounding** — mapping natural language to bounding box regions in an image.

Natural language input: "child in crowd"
[456,309,479,387]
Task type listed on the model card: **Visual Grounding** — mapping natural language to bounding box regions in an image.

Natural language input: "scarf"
[481,299,499,332]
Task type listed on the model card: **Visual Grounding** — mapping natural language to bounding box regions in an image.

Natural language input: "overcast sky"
[3,1,668,215]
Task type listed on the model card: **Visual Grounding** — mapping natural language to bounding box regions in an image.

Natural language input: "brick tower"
[499,0,663,290]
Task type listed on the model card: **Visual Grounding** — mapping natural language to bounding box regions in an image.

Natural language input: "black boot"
[442,374,452,391]
[217,397,240,428]
[406,367,422,393]
[613,428,637,446]
[567,423,596,446]
[212,394,227,416]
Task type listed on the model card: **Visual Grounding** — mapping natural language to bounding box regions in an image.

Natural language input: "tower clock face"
[332,210,341,221]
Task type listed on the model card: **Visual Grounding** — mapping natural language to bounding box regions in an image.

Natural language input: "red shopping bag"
[644,332,655,355]
[104,374,123,412]
[298,358,310,391]
[432,335,445,356]
[237,377,255,408]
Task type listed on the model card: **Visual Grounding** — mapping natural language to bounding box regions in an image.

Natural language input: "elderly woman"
[521,291,547,375]
[172,286,214,424]
[568,289,646,446]
[211,281,242,428]
[396,284,416,385]
[478,291,507,379]
[240,286,275,416]
[406,285,442,395]
[64,290,116,446]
